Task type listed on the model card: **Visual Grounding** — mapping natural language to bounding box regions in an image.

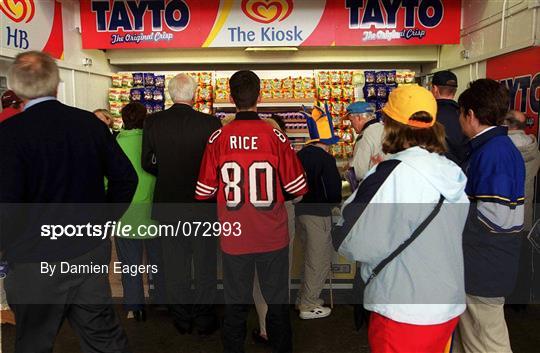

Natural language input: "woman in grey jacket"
[333,85,469,353]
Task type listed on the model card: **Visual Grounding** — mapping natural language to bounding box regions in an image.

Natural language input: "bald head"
[7,51,59,100]
[504,110,527,131]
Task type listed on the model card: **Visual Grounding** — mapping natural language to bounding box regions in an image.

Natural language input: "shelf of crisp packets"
[108,72,214,120]
[315,70,358,160]
[214,75,317,105]
[361,70,416,117]
[107,69,415,145]
[313,70,415,160]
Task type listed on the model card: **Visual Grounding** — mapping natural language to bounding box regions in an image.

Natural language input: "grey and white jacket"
[333,146,469,325]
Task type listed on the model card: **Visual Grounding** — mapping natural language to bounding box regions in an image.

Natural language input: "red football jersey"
[196,112,308,255]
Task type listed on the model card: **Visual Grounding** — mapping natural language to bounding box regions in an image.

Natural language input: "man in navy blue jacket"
[430,70,469,166]
[0,51,137,353]
[454,79,525,353]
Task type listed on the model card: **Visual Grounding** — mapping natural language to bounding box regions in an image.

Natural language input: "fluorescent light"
[245,47,299,52]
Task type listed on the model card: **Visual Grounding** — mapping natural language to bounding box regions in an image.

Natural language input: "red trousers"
[369,312,459,353]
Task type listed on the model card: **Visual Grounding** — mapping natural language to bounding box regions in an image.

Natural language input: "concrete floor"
[2,305,540,353]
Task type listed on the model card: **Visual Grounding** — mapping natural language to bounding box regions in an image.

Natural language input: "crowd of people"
[0,50,538,353]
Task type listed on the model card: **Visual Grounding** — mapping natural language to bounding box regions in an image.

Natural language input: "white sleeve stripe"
[196,189,216,197]
[284,177,306,192]
[284,175,304,189]
[285,178,306,193]
[197,182,216,192]
[196,186,216,196]
[284,179,304,192]
[287,180,307,195]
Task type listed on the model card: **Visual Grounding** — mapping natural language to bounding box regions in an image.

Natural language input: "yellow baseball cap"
[381,85,438,128]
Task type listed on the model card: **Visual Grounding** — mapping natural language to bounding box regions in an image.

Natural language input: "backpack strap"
[366,194,445,286]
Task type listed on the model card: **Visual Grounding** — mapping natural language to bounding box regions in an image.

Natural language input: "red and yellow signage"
[0,0,63,59]
[487,47,540,137]
[80,0,461,49]
[241,0,293,23]
[0,0,35,23]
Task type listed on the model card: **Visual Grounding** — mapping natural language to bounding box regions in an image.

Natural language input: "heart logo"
[0,0,35,23]
[242,0,293,24]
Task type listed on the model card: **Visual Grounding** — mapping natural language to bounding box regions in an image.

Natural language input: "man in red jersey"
[196,70,307,353]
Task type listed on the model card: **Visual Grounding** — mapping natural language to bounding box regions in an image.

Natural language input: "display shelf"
[286,132,310,138]
[283,118,308,123]
[214,101,313,108]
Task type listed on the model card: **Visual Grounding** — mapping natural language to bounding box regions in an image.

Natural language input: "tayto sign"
[80,0,219,48]
[90,0,190,44]
[80,0,461,49]
[0,0,64,59]
[345,0,459,42]
[487,47,540,137]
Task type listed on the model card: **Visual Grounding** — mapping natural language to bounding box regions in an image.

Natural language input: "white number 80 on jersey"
[220,161,276,210]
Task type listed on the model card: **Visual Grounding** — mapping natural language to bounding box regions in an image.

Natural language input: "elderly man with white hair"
[142,73,222,336]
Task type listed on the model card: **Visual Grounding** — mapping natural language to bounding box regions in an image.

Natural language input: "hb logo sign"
[1,0,35,50]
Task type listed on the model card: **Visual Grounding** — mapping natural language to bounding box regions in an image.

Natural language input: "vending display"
[108,69,414,141]
[315,70,356,160]
[109,71,214,122]
[104,68,415,289]
[108,72,164,129]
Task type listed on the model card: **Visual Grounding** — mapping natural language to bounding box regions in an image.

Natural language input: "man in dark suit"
[0,51,137,352]
[142,73,222,335]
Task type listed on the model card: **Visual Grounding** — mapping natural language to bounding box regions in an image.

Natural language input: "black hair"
[229,70,260,110]
[121,102,147,130]
[458,79,509,126]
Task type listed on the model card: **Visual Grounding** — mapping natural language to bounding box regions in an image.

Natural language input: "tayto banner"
[303,0,461,46]
[80,0,220,49]
[0,0,64,59]
[487,47,540,137]
[333,0,461,46]
[80,0,461,49]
